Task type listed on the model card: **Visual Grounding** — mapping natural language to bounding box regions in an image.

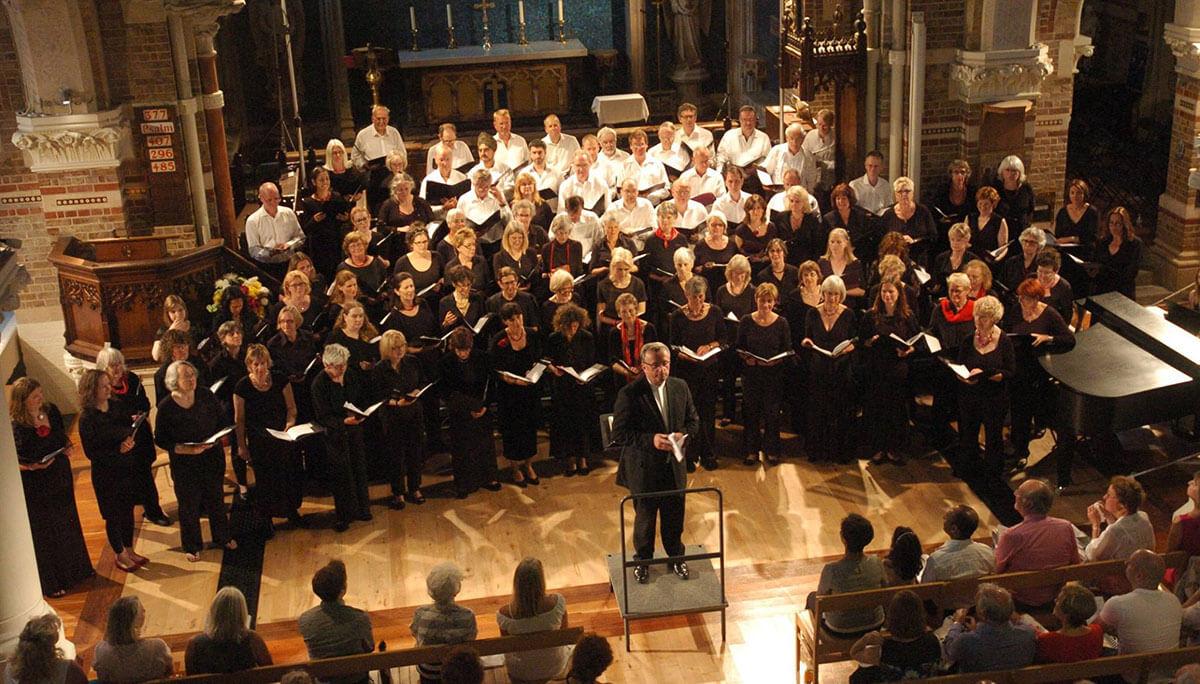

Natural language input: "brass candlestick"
[410,28,420,51]
[517,21,528,46]
[557,18,566,43]
[447,25,457,49]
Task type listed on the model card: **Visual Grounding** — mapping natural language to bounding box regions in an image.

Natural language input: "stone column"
[167,11,212,243]
[1153,3,1200,289]
[318,0,354,141]
[177,0,244,249]
[0,313,75,661]
[626,0,646,94]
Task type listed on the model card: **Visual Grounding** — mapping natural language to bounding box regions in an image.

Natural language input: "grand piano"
[1040,292,1200,462]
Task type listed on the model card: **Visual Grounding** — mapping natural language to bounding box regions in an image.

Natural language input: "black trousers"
[633,482,686,562]
[383,411,425,495]
[957,394,1006,478]
[325,428,371,523]
[132,455,166,518]
[172,455,231,554]
[742,368,782,456]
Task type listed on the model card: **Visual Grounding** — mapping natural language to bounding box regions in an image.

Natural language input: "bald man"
[244,182,304,278]
[352,105,406,169]
[1097,550,1183,659]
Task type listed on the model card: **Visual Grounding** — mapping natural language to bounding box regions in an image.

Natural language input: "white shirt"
[603,198,656,242]
[768,189,821,216]
[716,127,771,168]
[648,141,691,174]
[564,210,603,256]
[541,133,581,176]
[352,125,405,168]
[802,128,836,177]
[711,191,747,225]
[558,174,610,214]
[677,125,714,155]
[494,132,529,169]
[763,142,817,188]
[1083,511,1155,563]
[457,190,507,226]
[419,168,468,204]
[620,156,670,195]
[672,200,708,232]
[591,159,623,193]
[1098,588,1183,655]
[245,205,303,263]
[920,539,996,583]
[849,174,893,216]
[465,160,514,196]
[424,140,474,176]
[514,163,561,193]
[679,167,724,203]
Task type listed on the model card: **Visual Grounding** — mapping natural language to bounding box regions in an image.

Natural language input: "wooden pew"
[795,552,1189,682]
[921,644,1200,683]
[148,627,584,684]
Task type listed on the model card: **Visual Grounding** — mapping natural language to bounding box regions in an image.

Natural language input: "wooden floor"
[46,417,1190,683]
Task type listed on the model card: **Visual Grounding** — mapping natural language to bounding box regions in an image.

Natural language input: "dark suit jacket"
[612,375,699,493]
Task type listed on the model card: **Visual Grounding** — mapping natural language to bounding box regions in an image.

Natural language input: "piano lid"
[1039,323,1191,398]
[1084,292,1200,378]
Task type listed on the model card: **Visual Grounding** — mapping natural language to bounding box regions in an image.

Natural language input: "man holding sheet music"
[245,182,304,279]
[613,342,700,583]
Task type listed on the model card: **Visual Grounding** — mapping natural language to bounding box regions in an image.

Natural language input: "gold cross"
[472,0,495,19]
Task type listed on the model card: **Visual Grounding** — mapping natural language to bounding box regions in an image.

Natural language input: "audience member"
[1096,550,1184,657]
[943,583,1036,673]
[921,504,995,583]
[497,557,571,683]
[994,479,1081,608]
[184,587,272,675]
[811,514,886,636]
[565,633,613,684]
[298,560,374,684]
[883,527,923,585]
[1085,475,1156,595]
[411,562,478,683]
[848,590,942,682]
[1034,582,1103,664]
[93,597,173,683]
[440,647,484,684]
[5,614,87,684]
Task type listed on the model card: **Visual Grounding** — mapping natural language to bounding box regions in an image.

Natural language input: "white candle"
[410,6,417,31]
[446,3,453,27]
[557,0,563,21]
[518,0,525,24]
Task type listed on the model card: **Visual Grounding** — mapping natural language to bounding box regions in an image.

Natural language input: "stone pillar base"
[671,68,709,104]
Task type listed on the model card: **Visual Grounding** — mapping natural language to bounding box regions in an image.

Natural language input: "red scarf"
[619,318,644,368]
[654,227,677,249]
[111,374,128,396]
[940,297,974,323]
[970,286,987,300]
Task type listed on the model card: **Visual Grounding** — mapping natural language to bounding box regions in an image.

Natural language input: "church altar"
[393,39,588,126]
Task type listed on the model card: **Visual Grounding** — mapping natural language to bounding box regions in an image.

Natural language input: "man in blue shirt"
[944,582,1037,672]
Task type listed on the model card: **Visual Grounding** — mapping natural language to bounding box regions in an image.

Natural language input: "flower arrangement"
[206,273,271,316]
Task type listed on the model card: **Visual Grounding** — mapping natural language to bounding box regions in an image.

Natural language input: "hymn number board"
[132,105,191,226]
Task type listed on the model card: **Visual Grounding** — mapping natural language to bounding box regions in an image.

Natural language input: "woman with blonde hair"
[737,282,793,466]
[329,300,381,373]
[94,596,174,683]
[152,294,194,362]
[541,269,583,337]
[802,275,857,462]
[11,376,92,597]
[374,329,429,506]
[234,344,302,528]
[931,222,978,300]
[184,586,272,674]
[498,558,571,683]
[773,185,825,265]
[992,155,1035,233]
[322,137,363,198]
[879,176,936,265]
[715,255,755,424]
[818,227,865,299]
[964,259,994,300]
[952,295,1014,480]
[596,246,647,332]
[694,211,738,290]
[513,172,556,229]
[493,223,539,287]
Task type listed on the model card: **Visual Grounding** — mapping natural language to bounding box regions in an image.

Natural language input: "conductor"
[613,342,700,584]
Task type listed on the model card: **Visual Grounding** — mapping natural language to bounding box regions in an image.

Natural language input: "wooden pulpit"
[48,236,224,365]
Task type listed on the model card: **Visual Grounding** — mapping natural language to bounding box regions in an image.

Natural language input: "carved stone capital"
[10,108,131,173]
[1165,23,1200,77]
[163,0,244,51]
[950,45,1054,105]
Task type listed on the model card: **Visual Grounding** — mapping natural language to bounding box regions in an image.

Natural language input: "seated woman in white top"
[497,557,571,684]
[1086,475,1155,595]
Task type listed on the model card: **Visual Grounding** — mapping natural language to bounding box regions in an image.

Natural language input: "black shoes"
[633,565,649,584]
[701,458,719,470]
[482,481,502,492]
[146,513,172,527]
[388,495,406,510]
[686,461,697,473]
[672,562,690,580]
[333,520,350,533]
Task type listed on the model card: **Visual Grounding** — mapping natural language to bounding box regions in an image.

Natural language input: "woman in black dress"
[755,238,799,295]
[715,255,755,423]
[694,213,738,291]
[512,173,556,236]
[737,283,792,466]
[542,270,584,341]
[608,292,657,387]
[993,155,1036,235]
[1054,179,1099,249]
[669,277,725,470]
[489,304,543,486]
[1008,279,1076,481]
[383,272,445,457]
[234,344,302,530]
[152,293,197,362]
[207,284,262,349]
[596,247,648,335]
[323,138,364,199]
[774,186,826,265]
[393,229,444,298]
[879,176,936,267]
[967,186,1009,255]
[271,270,327,338]
[818,228,866,301]
[823,183,879,266]
[266,305,324,488]
[861,280,918,465]
[439,328,502,497]
[1001,227,1046,294]
[154,361,236,562]
[493,224,541,290]
[298,167,352,282]
[930,222,978,300]
[659,247,702,331]
[337,231,390,321]
[784,261,823,436]
[802,275,858,463]
[328,300,381,377]
[79,369,149,573]
[590,215,638,275]
[311,344,372,531]
[1092,206,1142,300]
[546,303,599,476]
[541,215,586,287]
[445,228,491,295]
[928,159,976,250]
[207,321,249,490]
[922,272,976,451]
[95,346,170,527]
[376,173,434,263]
[12,377,93,596]
[373,330,429,507]
[438,264,487,337]
[1034,248,1075,324]
[953,295,1015,481]
[735,194,777,265]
